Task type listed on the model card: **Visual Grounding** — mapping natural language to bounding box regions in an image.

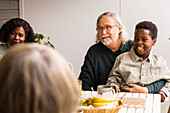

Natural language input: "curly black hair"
[135,21,158,40]
[0,18,35,43]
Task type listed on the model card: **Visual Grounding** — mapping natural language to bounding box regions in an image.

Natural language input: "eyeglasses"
[96,25,117,33]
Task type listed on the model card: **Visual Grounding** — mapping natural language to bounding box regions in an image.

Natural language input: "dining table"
[81,91,161,113]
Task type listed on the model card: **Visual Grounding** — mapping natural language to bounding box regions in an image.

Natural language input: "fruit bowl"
[80,97,123,113]
[81,106,121,113]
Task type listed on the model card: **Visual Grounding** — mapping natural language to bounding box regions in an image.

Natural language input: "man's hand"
[112,85,120,93]
[157,91,166,102]
[121,84,149,93]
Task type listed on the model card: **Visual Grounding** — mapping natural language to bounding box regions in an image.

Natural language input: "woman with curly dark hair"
[0,18,36,59]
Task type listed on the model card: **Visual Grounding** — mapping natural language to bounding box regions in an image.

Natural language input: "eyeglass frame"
[96,25,118,33]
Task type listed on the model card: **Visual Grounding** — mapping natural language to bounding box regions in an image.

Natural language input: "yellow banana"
[113,101,119,107]
[92,103,109,107]
[80,97,119,107]
[92,97,115,103]
[92,101,118,107]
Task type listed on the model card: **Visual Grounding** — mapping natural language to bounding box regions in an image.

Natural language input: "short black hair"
[0,18,35,43]
[135,21,158,40]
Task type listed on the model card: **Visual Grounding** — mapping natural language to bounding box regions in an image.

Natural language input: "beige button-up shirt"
[107,47,170,96]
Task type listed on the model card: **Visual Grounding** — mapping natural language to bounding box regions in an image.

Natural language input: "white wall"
[23,0,119,76]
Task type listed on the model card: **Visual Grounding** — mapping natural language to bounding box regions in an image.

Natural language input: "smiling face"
[97,16,122,47]
[8,26,26,46]
[134,28,156,60]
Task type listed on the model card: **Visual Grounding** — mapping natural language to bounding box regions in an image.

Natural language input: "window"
[0,0,20,27]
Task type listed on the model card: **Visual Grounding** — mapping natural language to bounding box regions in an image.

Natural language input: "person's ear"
[152,38,157,46]
[118,25,122,34]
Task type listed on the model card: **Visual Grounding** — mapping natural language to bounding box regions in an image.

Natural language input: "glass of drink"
[97,85,115,98]
[78,80,82,96]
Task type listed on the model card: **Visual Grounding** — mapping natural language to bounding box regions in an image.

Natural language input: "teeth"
[137,47,143,50]
[101,35,111,38]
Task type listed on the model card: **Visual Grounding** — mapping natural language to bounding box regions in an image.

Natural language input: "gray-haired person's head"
[95,12,128,44]
[0,43,79,113]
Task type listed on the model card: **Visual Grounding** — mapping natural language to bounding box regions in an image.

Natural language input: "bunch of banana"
[80,97,119,107]
[92,97,119,107]
[80,98,93,107]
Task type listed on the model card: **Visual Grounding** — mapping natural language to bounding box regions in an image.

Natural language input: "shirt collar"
[147,52,153,63]
[130,46,152,63]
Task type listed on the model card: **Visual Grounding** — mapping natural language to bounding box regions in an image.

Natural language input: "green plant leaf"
[44,41,55,48]
[35,33,45,40]
[35,33,55,48]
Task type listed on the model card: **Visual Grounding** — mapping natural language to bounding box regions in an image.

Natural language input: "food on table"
[80,97,119,107]
[92,103,110,107]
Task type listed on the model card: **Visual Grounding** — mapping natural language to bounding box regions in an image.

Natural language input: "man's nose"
[101,28,107,34]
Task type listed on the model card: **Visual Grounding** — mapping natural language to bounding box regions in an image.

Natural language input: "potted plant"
[34,33,55,48]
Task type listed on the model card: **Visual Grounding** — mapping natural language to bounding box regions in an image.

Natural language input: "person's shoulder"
[84,42,106,58]
[121,40,133,51]
[118,46,134,59]
[0,42,8,48]
[88,42,103,51]
[117,51,130,60]
[0,43,9,55]
[124,40,133,47]
[152,54,167,64]
[152,54,163,59]
[90,42,102,48]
